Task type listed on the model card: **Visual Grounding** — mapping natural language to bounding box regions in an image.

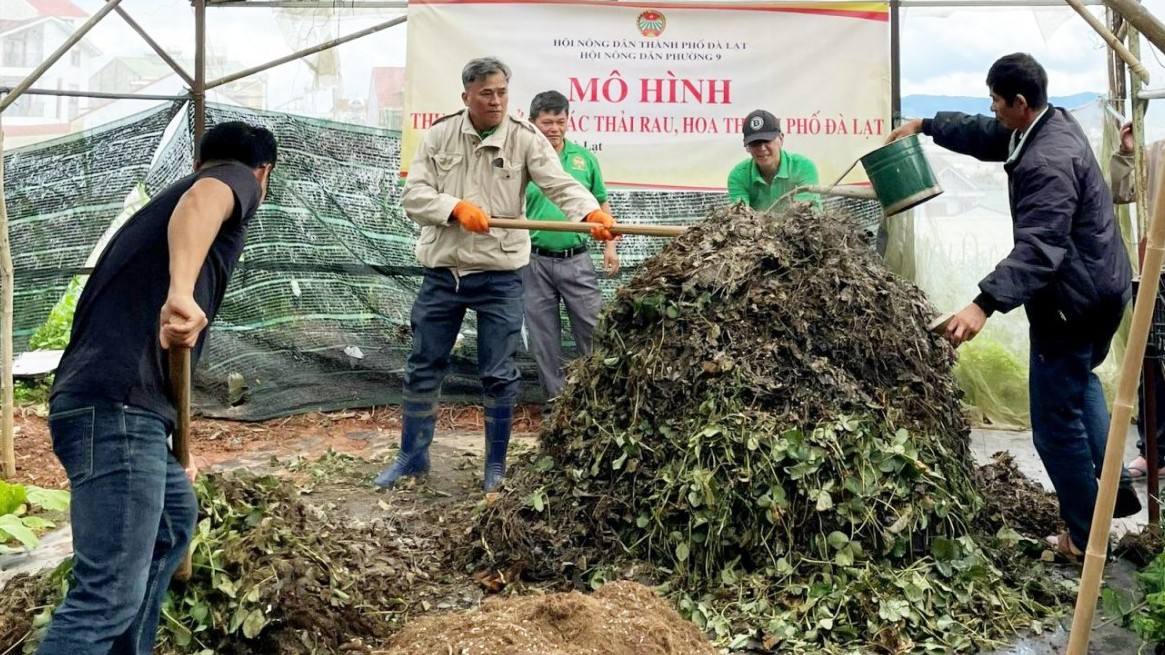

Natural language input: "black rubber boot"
[483,401,513,492]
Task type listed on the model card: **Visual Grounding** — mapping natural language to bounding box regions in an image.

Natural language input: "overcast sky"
[902,0,1165,116]
[69,0,1165,121]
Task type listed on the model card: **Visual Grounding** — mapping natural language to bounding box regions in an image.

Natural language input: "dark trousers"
[1029,331,1120,551]
[404,268,524,405]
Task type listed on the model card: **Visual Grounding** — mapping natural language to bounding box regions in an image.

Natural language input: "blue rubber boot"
[483,401,513,492]
[374,399,436,488]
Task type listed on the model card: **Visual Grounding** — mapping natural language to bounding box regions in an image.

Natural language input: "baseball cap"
[743,109,781,145]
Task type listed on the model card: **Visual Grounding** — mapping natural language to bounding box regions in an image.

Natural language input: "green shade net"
[4,102,887,420]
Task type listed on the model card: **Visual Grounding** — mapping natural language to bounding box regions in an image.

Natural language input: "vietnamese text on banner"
[402,0,890,190]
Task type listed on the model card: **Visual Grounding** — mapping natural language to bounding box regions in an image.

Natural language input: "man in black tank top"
[38,121,277,655]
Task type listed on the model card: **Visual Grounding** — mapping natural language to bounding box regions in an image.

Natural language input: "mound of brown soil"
[379,581,716,655]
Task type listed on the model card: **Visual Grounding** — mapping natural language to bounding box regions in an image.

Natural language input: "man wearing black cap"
[726,109,821,212]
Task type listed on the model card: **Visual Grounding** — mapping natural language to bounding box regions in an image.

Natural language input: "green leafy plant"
[14,378,52,407]
[154,473,416,653]
[7,471,423,655]
[28,277,84,352]
[1130,550,1165,647]
[0,479,70,553]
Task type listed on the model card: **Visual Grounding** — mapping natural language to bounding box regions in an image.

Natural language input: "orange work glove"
[451,200,490,233]
[584,209,617,241]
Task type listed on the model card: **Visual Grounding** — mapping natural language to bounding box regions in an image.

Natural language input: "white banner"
[403,0,890,190]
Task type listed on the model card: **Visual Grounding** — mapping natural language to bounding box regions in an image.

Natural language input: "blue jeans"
[37,394,197,655]
[1029,333,1117,551]
[404,268,524,405]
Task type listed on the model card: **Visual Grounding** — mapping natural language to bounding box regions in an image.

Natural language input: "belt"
[532,245,589,259]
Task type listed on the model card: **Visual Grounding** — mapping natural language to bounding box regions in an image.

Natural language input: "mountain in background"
[902,92,1104,118]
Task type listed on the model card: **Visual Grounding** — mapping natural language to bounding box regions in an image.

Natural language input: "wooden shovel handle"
[168,346,194,581]
[488,217,687,238]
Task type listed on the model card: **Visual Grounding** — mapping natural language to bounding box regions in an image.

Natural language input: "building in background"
[367,66,404,130]
[87,55,267,110]
[74,54,267,130]
[1,0,101,147]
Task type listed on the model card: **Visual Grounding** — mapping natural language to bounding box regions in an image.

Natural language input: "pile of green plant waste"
[2,472,450,655]
[1111,546,1165,652]
[468,203,1066,653]
[971,451,1061,540]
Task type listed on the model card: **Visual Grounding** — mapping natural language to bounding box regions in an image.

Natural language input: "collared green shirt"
[525,139,608,250]
[726,151,821,212]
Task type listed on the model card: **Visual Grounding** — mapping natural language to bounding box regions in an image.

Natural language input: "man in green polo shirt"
[727,109,822,212]
[523,90,619,407]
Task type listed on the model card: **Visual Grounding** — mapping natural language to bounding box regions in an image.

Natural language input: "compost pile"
[1,472,448,655]
[470,204,1058,653]
[379,580,717,655]
[972,451,1061,539]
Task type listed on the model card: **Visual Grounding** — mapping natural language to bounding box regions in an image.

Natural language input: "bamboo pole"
[0,87,186,101]
[194,0,206,159]
[1104,0,1165,53]
[0,0,123,112]
[1127,20,1159,525]
[1108,8,1137,261]
[1111,9,1127,131]
[488,218,687,238]
[0,120,13,479]
[1130,29,1150,237]
[1068,161,1165,655]
[1067,0,1151,83]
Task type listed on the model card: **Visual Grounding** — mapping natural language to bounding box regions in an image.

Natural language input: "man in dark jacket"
[886,53,1139,558]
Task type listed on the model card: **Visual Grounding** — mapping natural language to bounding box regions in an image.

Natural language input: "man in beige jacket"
[374,56,617,492]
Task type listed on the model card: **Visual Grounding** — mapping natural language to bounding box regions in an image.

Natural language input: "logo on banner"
[636,9,666,37]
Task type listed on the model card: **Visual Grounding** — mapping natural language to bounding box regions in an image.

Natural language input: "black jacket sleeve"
[977,161,1076,313]
[923,112,1012,163]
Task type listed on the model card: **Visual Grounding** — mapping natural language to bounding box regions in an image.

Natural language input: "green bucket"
[859,134,943,216]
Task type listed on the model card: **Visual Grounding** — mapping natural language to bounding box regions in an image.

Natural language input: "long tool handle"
[169,346,194,581]
[488,217,687,238]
